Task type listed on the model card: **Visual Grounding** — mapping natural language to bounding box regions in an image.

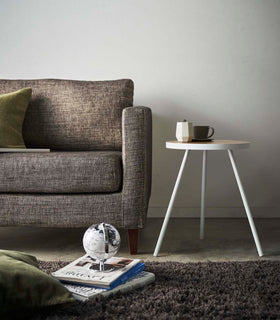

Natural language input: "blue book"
[52,255,145,290]
[108,262,145,289]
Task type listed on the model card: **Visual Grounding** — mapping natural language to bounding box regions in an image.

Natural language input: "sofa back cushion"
[0,79,134,151]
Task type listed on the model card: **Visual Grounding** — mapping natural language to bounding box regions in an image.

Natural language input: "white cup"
[176,121,193,142]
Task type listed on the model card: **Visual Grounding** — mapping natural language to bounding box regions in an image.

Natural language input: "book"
[64,271,155,301]
[52,255,145,289]
[0,148,50,152]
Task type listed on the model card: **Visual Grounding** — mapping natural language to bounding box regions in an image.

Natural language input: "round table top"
[166,140,250,150]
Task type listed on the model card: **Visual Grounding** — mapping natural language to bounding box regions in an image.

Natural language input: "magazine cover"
[52,255,143,289]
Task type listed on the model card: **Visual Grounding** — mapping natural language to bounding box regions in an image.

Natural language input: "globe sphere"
[83,223,121,262]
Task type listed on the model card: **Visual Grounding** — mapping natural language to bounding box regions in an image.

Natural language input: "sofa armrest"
[122,106,152,228]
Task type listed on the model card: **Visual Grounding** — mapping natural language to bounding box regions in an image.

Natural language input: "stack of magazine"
[52,255,155,301]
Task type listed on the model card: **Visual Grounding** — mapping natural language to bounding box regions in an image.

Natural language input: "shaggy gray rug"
[29,260,279,319]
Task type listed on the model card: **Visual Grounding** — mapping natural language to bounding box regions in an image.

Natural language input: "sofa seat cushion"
[0,151,122,193]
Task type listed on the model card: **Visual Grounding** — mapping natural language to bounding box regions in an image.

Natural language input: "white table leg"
[200,150,207,239]
[153,150,190,257]
[228,149,263,257]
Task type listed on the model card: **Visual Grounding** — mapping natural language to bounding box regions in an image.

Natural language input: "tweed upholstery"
[122,107,152,228]
[0,151,122,193]
[0,79,152,231]
[0,193,122,227]
[0,79,134,151]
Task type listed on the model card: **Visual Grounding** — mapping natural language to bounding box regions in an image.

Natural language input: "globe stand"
[89,258,115,273]
[99,260,105,272]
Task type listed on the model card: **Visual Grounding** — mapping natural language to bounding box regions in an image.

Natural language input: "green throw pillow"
[0,249,75,314]
[0,87,32,148]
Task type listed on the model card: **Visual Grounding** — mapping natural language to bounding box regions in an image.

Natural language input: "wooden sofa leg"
[127,229,138,255]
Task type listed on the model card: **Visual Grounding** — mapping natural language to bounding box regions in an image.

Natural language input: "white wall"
[1,0,279,217]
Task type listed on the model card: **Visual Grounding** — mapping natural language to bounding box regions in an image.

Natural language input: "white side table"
[153,140,263,257]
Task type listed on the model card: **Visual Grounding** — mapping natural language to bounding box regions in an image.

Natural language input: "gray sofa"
[0,79,152,254]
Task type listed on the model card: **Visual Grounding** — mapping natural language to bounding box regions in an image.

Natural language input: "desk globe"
[83,223,121,271]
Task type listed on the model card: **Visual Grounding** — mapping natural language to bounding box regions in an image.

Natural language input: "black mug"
[193,126,214,140]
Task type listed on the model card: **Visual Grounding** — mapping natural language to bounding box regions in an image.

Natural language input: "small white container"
[176,120,193,142]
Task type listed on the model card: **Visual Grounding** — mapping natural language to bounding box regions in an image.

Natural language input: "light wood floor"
[0,218,279,263]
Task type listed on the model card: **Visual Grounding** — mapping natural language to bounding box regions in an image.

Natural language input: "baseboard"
[148,207,279,218]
